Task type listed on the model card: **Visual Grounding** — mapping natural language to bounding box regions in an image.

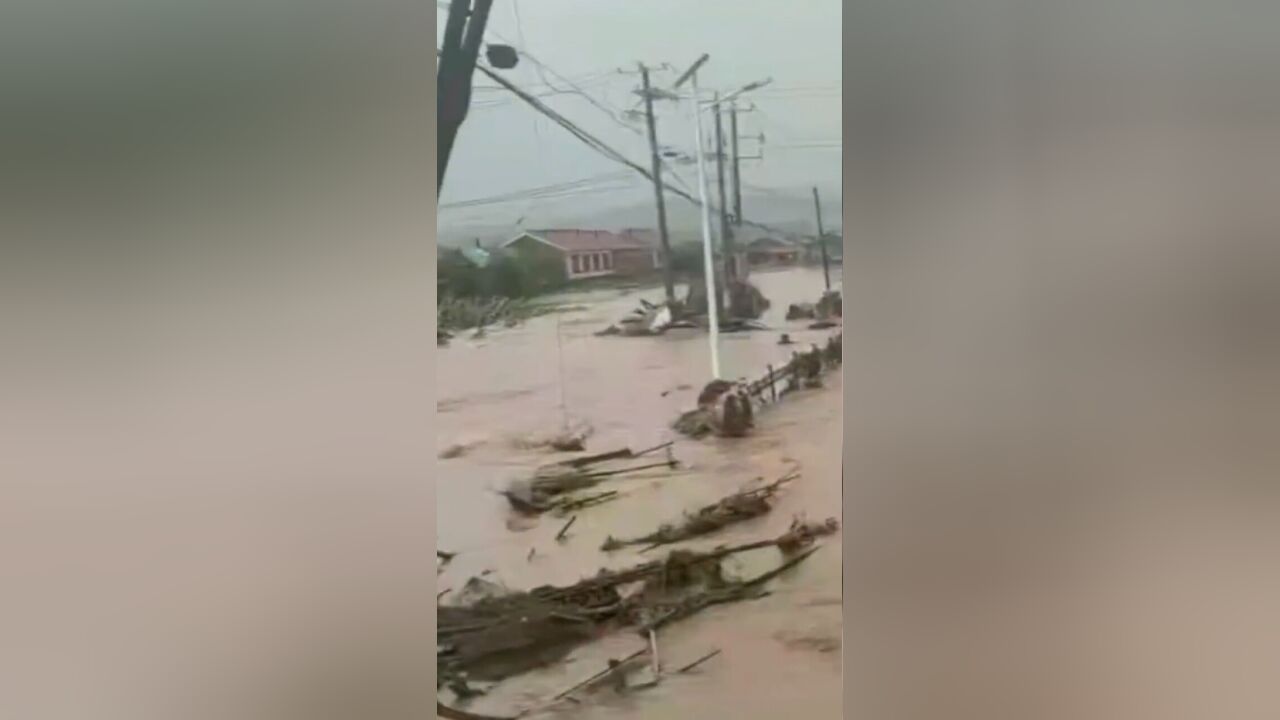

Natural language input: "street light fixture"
[703,78,772,108]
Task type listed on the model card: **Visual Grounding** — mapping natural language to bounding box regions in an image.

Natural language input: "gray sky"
[437,0,842,229]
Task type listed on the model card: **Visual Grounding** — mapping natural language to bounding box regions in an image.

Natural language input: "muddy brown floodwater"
[437,267,843,719]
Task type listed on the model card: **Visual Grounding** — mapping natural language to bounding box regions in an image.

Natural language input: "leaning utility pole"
[437,0,495,194]
[812,186,831,291]
[713,96,733,309]
[639,63,676,305]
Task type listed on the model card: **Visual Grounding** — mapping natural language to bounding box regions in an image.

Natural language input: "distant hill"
[436,185,842,248]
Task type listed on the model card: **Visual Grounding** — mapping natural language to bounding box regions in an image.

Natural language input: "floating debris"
[602,471,798,552]
[602,299,676,337]
[672,380,755,438]
[437,529,825,692]
[776,515,841,554]
[676,648,722,673]
[555,515,578,542]
[785,302,817,320]
[787,291,841,323]
[673,335,842,439]
[440,440,486,460]
[548,432,588,452]
[501,445,680,515]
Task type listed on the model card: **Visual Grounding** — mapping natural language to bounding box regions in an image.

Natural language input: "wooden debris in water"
[549,432,587,452]
[501,453,680,515]
[676,648,722,673]
[602,471,798,552]
[546,647,649,705]
[438,528,825,690]
[553,490,620,514]
[777,516,841,554]
[555,441,674,470]
[555,515,577,541]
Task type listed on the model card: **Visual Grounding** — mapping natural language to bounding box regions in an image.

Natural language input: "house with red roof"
[501,228,660,281]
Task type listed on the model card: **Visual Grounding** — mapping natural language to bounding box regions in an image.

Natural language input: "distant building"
[746,236,801,267]
[801,234,843,266]
[501,229,660,281]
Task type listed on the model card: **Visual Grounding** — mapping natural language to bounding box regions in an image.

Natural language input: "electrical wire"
[441,44,817,240]
[439,171,638,209]
[442,181,642,213]
[473,60,814,238]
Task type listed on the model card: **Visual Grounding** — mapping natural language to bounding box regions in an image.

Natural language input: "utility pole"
[812,186,831,291]
[639,63,676,305]
[729,102,748,282]
[673,53,721,379]
[437,0,495,194]
[730,103,743,233]
[713,96,733,311]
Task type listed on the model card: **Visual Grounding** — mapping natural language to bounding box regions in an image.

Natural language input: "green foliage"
[437,247,567,300]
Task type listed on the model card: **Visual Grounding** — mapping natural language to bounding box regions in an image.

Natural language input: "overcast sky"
[436,0,842,229]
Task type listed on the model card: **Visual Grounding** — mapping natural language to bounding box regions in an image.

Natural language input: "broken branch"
[676,648,722,673]
[550,647,648,702]
[555,515,577,541]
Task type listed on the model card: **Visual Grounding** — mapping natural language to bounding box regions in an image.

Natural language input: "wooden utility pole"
[812,186,831,291]
[437,0,495,194]
[729,102,748,282]
[730,103,743,232]
[639,63,676,305]
[713,97,733,310]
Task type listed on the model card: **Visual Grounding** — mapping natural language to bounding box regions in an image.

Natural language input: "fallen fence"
[674,332,842,439]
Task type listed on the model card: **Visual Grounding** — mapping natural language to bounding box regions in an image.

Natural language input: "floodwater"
[436,267,844,719]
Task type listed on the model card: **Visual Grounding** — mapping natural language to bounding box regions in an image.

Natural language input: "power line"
[439,171,638,209]
[456,27,701,199]
[467,60,818,241]
[485,29,642,133]
[769,144,843,152]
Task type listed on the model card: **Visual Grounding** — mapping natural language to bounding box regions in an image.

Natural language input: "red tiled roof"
[508,229,656,253]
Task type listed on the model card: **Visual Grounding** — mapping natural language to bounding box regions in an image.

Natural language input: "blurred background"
[846,1,1280,718]
[1,0,1279,718]
[0,2,432,719]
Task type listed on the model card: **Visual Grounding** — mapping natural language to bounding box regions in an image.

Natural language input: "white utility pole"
[674,55,721,380]
[669,58,769,382]
[690,77,721,378]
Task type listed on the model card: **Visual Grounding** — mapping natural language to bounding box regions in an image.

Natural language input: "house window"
[572,254,582,274]
[603,253,612,270]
